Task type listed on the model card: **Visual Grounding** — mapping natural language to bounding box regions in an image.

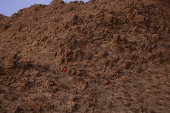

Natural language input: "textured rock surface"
[0,0,170,112]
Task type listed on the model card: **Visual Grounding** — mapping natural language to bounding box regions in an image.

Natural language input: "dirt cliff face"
[0,0,170,112]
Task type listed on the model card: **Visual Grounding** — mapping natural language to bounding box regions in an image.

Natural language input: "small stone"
[113,18,119,25]
[44,102,53,109]
[87,87,93,92]
[124,102,131,107]
[81,84,87,91]
[36,104,41,110]
[126,13,132,19]
[68,101,76,112]
[0,88,5,93]
[137,98,142,103]
[27,107,32,111]
[102,59,110,67]
[116,97,122,100]
[125,61,132,70]
[137,67,142,73]
[0,94,7,99]
[112,34,120,43]
[32,40,39,46]
[86,52,93,60]
[77,71,81,76]
[70,95,77,101]
[35,71,41,77]
[149,54,156,61]
[66,68,71,74]
[14,106,23,113]
[150,109,155,113]
[94,40,101,45]
[120,35,128,43]
[93,72,99,78]
[104,79,110,85]
[101,49,108,57]
[120,76,126,82]
[19,57,31,63]
[138,57,146,65]
[0,51,7,59]
[107,102,115,108]
[56,56,64,64]
[85,82,89,85]
[47,79,55,87]
[76,49,84,57]
[7,51,18,59]
[3,60,14,69]
[50,0,63,5]
[104,11,113,23]
[133,15,145,23]
[94,110,101,113]
[113,55,119,63]
[7,96,14,102]
[130,107,139,113]
[64,49,72,57]
[71,69,76,75]
[149,28,156,34]
[57,48,64,56]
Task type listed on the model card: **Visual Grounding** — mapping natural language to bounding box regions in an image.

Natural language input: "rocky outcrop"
[0,0,170,112]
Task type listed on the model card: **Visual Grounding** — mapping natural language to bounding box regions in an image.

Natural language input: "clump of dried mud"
[0,0,170,112]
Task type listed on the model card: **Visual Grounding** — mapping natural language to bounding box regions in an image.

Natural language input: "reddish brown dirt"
[0,0,170,112]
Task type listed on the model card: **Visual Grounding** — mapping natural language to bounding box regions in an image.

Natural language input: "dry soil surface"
[0,0,170,113]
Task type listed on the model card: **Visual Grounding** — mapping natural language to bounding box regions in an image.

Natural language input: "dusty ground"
[0,0,170,112]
